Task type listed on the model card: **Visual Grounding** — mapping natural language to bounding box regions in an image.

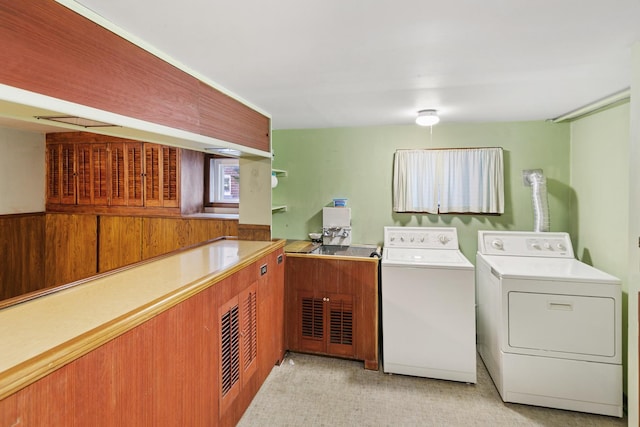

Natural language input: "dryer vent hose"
[527,171,549,232]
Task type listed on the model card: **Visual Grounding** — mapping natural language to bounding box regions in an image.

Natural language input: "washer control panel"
[384,226,459,250]
[479,231,574,258]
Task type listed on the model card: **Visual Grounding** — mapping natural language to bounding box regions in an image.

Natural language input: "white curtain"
[393,150,439,213]
[393,147,504,214]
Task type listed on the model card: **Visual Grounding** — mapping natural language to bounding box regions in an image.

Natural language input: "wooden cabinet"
[257,250,286,379]
[46,133,182,213]
[285,255,379,370]
[219,281,258,415]
[216,248,286,424]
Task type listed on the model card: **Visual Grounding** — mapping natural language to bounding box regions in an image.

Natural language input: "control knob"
[491,239,504,250]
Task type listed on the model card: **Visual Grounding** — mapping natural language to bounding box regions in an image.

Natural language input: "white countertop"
[0,238,278,399]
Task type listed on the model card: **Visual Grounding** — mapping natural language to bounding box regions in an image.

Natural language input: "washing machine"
[381,226,476,383]
[476,230,622,417]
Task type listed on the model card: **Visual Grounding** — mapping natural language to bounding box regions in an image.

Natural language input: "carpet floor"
[238,352,627,427]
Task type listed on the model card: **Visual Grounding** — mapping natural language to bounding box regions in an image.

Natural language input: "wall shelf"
[272,169,288,177]
[271,205,288,213]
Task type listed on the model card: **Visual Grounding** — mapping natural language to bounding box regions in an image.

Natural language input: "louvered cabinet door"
[110,142,144,206]
[46,143,61,204]
[161,145,180,208]
[239,282,258,387]
[127,142,144,206]
[298,290,327,353]
[91,144,109,205]
[143,143,162,207]
[219,296,241,415]
[219,281,258,416]
[143,143,180,207]
[60,143,77,204]
[326,293,355,357]
[75,143,109,205]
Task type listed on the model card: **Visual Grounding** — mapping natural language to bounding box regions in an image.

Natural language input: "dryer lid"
[479,255,620,284]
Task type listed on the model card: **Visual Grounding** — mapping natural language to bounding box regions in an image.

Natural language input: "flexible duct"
[527,171,549,232]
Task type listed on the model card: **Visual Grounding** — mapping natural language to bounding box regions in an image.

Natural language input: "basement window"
[392,147,504,214]
[205,155,239,207]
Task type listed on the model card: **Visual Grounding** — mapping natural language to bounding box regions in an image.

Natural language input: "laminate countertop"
[0,238,283,400]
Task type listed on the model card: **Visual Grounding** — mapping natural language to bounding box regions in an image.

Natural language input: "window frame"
[204,154,239,208]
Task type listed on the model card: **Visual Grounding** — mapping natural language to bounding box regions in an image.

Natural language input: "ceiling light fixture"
[415,109,440,127]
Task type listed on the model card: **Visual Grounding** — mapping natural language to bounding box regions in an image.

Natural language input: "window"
[393,147,504,214]
[205,156,239,206]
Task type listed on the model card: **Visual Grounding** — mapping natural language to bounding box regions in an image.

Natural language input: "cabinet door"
[127,143,144,206]
[298,290,326,353]
[76,143,108,205]
[144,143,162,207]
[60,143,76,204]
[46,143,61,204]
[219,296,241,414]
[161,145,179,208]
[326,293,355,357]
[219,281,258,415]
[110,142,144,206]
[143,143,180,208]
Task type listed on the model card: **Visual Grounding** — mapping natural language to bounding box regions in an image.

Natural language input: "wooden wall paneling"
[0,214,45,301]
[237,223,271,241]
[197,82,271,152]
[0,3,270,151]
[44,214,97,288]
[180,149,205,215]
[0,2,200,134]
[98,216,143,273]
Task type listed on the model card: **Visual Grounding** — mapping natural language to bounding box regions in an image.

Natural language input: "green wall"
[272,121,570,261]
[569,102,630,393]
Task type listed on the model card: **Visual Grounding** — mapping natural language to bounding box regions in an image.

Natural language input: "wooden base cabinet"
[285,255,379,370]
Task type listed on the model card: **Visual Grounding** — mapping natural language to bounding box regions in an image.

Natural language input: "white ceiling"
[60,1,640,129]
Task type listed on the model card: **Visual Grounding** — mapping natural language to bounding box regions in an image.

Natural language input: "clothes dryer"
[476,230,622,417]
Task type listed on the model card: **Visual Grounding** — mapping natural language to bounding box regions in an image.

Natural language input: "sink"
[311,244,380,258]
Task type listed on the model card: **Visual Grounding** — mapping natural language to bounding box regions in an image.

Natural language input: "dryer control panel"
[384,226,460,250]
[478,231,574,258]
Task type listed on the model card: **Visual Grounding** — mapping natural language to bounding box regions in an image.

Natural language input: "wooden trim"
[237,224,271,241]
[0,239,286,401]
[0,212,45,219]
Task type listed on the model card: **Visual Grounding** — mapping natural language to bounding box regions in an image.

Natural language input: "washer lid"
[479,254,620,284]
[383,248,473,269]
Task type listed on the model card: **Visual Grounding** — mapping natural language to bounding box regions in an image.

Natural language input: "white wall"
[239,156,272,227]
[0,127,44,214]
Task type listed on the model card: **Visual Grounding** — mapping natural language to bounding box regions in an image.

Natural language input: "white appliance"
[476,230,622,417]
[381,226,476,383]
[322,207,351,246]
